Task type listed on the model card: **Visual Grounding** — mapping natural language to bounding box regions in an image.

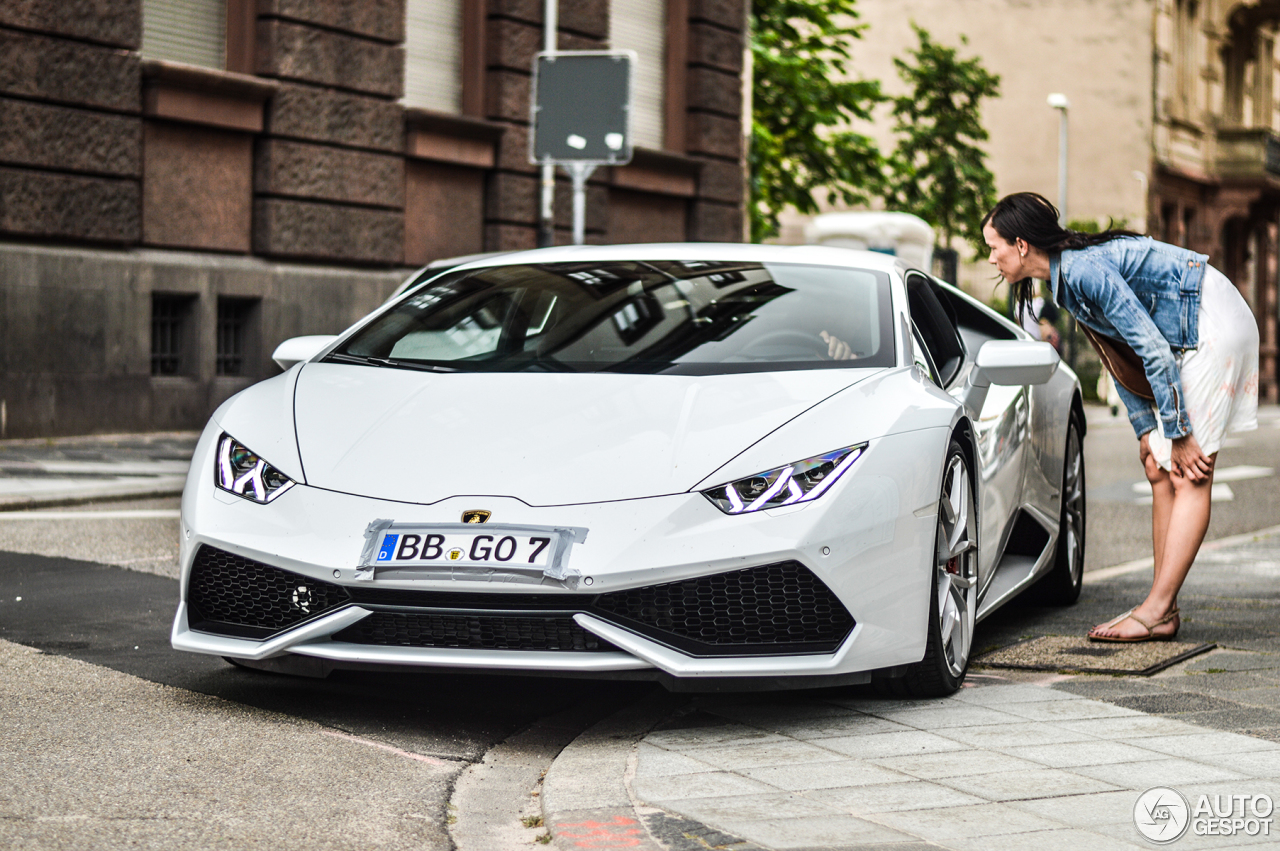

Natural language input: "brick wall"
[253,0,407,264]
[0,1,142,244]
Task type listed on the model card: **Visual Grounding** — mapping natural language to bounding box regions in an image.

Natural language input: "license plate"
[356,521,588,581]
[376,529,555,567]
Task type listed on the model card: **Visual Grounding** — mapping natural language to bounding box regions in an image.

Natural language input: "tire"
[880,441,978,698]
[1032,413,1086,605]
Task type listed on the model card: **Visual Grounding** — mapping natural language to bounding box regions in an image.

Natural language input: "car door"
[905,272,1026,595]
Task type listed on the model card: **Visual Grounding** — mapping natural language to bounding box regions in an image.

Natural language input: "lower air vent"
[188,546,351,639]
[333,612,617,652]
[591,560,854,656]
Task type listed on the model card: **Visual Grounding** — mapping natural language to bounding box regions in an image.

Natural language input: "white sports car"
[171,244,1085,696]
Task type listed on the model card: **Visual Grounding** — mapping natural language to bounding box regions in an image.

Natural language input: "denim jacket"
[1048,237,1208,440]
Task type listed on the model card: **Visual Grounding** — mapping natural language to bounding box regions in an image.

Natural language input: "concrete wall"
[0,244,405,438]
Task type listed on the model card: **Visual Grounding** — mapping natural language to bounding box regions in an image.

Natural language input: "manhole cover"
[974,635,1215,676]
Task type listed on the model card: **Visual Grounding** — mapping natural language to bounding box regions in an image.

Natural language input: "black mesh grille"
[188,546,852,658]
[188,546,351,638]
[591,561,854,656]
[333,612,617,652]
[348,587,597,610]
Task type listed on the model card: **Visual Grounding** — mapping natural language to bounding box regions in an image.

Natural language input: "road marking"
[1084,523,1280,583]
[1214,465,1275,482]
[1134,484,1234,504]
[1129,465,1272,503]
[319,729,451,765]
[0,509,180,520]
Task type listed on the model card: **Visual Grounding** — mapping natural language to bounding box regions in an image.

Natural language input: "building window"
[216,297,258,377]
[142,0,227,69]
[610,0,667,149]
[151,294,196,376]
[404,0,463,113]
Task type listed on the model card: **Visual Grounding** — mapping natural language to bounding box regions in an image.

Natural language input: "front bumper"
[173,425,947,681]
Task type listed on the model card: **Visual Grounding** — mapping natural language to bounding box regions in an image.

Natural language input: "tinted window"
[332,260,895,375]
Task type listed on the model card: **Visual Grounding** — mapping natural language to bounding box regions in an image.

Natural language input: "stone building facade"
[0,0,747,437]
[781,0,1278,403]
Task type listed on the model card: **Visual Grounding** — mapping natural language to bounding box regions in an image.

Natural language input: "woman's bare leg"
[1091,442,1215,640]
[1144,440,1175,578]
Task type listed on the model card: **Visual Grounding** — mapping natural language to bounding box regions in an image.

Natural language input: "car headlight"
[214,434,296,504]
[701,444,866,515]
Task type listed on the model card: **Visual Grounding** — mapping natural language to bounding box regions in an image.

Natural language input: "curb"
[543,691,687,851]
[0,482,186,512]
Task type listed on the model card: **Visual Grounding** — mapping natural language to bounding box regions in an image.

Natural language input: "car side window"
[911,323,940,385]
[905,271,965,387]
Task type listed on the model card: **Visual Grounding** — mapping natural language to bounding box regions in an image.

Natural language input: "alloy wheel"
[935,454,978,679]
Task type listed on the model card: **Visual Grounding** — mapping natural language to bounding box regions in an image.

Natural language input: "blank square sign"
[531,51,634,165]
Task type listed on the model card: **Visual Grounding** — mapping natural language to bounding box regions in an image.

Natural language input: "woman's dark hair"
[982,191,1141,320]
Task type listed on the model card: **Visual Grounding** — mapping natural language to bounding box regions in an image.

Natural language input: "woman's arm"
[1073,255,1191,440]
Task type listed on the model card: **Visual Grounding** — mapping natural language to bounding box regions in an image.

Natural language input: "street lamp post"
[1047,93,1075,368]
[1047,93,1069,225]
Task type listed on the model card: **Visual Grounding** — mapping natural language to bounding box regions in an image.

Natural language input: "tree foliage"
[749,0,884,242]
[883,24,1000,253]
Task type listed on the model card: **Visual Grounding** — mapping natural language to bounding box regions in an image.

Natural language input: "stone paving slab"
[578,528,1280,851]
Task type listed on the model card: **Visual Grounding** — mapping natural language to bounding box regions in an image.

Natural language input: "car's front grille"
[592,561,855,656]
[187,546,351,639]
[332,612,617,652]
[187,547,854,657]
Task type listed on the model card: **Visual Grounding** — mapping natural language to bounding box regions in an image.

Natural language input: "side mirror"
[961,340,1059,415]
[272,335,338,371]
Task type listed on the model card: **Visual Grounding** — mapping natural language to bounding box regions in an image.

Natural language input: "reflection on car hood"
[293,363,880,505]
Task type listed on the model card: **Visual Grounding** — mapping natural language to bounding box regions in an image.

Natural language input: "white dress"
[1146,266,1260,470]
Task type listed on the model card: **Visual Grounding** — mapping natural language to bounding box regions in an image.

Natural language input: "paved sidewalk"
[544,528,1280,851]
[0,432,196,509]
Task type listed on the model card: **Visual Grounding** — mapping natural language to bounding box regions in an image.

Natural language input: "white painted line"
[1214,465,1274,483]
[319,729,450,765]
[1085,523,1280,583]
[1135,483,1234,504]
[0,509,181,520]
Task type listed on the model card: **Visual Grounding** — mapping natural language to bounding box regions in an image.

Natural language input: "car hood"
[292,363,880,505]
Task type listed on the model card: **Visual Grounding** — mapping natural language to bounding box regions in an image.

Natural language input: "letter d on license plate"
[357,520,588,582]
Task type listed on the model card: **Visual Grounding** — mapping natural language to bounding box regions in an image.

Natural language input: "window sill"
[142,60,278,133]
[610,148,703,198]
[404,108,505,169]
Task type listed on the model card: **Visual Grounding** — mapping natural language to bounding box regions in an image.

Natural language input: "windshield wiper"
[323,352,459,372]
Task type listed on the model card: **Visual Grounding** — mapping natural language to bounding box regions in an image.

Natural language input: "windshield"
[330,260,895,375]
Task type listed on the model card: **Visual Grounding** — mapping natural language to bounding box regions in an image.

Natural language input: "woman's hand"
[1169,433,1214,482]
[820,330,853,361]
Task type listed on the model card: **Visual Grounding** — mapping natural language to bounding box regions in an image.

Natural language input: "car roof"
[446,242,907,276]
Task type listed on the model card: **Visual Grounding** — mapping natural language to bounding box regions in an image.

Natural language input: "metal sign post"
[530,51,634,245]
[564,162,596,247]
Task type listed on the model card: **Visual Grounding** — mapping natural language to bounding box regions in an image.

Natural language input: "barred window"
[216,297,258,377]
[151,294,196,376]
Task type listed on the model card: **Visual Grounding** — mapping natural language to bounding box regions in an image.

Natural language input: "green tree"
[749,0,884,242]
[884,24,1000,255]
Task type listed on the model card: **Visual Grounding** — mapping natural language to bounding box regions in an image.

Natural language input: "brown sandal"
[1088,607,1179,643]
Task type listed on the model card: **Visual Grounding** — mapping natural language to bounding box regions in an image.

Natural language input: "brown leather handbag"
[1080,323,1154,400]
